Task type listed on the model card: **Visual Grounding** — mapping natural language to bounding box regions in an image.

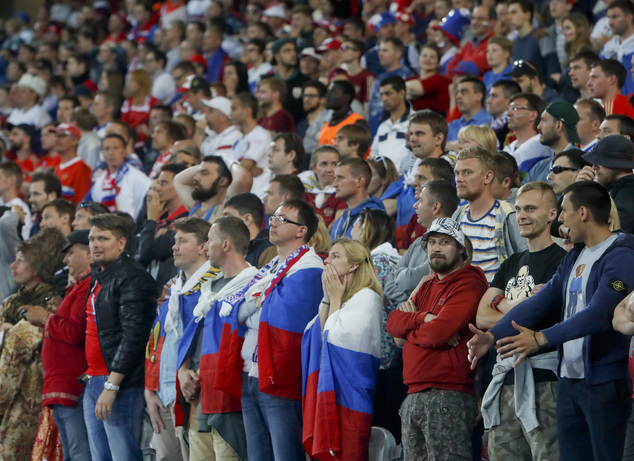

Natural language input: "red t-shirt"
[406,74,451,115]
[37,154,61,171]
[348,69,375,104]
[85,280,109,376]
[120,95,160,143]
[55,157,93,205]
[5,150,39,176]
[604,94,634,119]
[304,192,347,228]
[258,109,295,133]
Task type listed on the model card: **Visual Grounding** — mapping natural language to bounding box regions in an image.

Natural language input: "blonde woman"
[119,69,159,144]
[302,239,383,461]
[457,125,498,153]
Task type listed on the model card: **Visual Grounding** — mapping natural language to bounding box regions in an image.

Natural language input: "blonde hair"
[309,215,331,254]
[456,145,496,172]
[129,69,153,100]
[457,125,497,153]
[331,238,382,304]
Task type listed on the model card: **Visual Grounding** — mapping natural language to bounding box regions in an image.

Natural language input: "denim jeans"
[83,375,146,461]
[52,400,92,461]
[240,374,305,461]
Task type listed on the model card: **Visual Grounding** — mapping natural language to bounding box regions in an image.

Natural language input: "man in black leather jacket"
[82,213,157,460]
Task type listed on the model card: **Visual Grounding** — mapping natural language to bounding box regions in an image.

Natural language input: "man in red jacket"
[387,217,488,460]
[23,230,93,459]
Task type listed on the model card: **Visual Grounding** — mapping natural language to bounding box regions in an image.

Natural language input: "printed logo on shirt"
[505,265,534,300]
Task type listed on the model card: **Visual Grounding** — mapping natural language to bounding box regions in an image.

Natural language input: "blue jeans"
[82,376,146,461]
[52,401,92,461]
[241,374,305,461]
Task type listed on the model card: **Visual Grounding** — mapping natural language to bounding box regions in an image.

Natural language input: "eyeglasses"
[268,215,305,227]
[550,165,579,174]
[509,104,531,112]
[340,45,357,52]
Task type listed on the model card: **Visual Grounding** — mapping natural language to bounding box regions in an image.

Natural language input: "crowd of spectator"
[4,0,634,460]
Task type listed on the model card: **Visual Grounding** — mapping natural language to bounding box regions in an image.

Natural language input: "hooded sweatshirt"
[387,264,488,394]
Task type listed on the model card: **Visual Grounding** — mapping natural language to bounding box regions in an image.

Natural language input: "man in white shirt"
[144,47,177,104]
[230,93,272,198]
[370,76,414,174]
[7,74,52,129]
[503,93,552,173]
[200,97,243,158]
[0,162,32,239]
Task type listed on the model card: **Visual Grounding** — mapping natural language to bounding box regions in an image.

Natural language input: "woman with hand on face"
[350,208,406,441]
[302,239,383,461]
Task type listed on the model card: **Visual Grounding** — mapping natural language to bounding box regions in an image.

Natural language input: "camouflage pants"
[400,389,477,461]
[488,382,559,461]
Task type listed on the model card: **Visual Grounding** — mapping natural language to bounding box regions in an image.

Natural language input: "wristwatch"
[104,381,120,392]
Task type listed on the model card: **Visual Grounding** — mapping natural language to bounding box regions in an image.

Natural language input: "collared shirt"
[447,108,494,141]
[201,125,243,158]
[370,105,413,173]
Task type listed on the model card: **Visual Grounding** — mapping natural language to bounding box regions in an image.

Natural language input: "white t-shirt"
[200,125,243,158]
[152,71,177,105]
[7,104,52,129]
[231,126,272,198]
[561,234,617,379]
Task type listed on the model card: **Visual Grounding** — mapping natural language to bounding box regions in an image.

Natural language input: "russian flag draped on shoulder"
[197,266,258,413]
[145,262,217,391]
[256,245,324,399]
[302,288,383,461]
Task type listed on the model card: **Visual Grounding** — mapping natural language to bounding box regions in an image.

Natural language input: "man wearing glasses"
[297,80,328,156]
[239,199,324,460]
[503,93,551,173]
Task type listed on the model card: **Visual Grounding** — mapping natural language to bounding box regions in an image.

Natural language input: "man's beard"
[10,142,23,152]
[429,252,461,274]
[191,177,220,202]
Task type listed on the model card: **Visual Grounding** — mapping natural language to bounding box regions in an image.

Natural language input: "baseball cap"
[189,54,208,67]
[545,102,580,144]
[300,47,322,62]
[582,135,634,169]
[505,60,540,78]
[271,38,295,55]
[13,123,37,138]
[262,4,286,19]
[453,61,479,76]
[56,123,82,139]
[62,230,90,252]
[421,218,467,259]
[201,96,232,118]
[178,75,209,93]
[317,38,342,53]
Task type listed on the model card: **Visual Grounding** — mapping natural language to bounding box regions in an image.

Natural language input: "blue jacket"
[490,231,634,385]
[330,195,386,240]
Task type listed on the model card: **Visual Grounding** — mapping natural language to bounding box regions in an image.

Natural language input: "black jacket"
[610,174,634,234]
[89,253,157,388]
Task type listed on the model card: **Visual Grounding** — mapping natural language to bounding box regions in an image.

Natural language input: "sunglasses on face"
[550,165,578,174]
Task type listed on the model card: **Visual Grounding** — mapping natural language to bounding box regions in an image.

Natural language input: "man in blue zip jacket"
[468,180,634,461]
[330,157,385,239]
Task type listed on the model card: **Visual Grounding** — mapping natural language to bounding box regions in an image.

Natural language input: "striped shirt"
[459,201,500,282]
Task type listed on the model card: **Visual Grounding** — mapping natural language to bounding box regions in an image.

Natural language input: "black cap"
[14,123,37,138]
[505,60,540,78]
[582,135,634,169]
[62,229,90,252]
